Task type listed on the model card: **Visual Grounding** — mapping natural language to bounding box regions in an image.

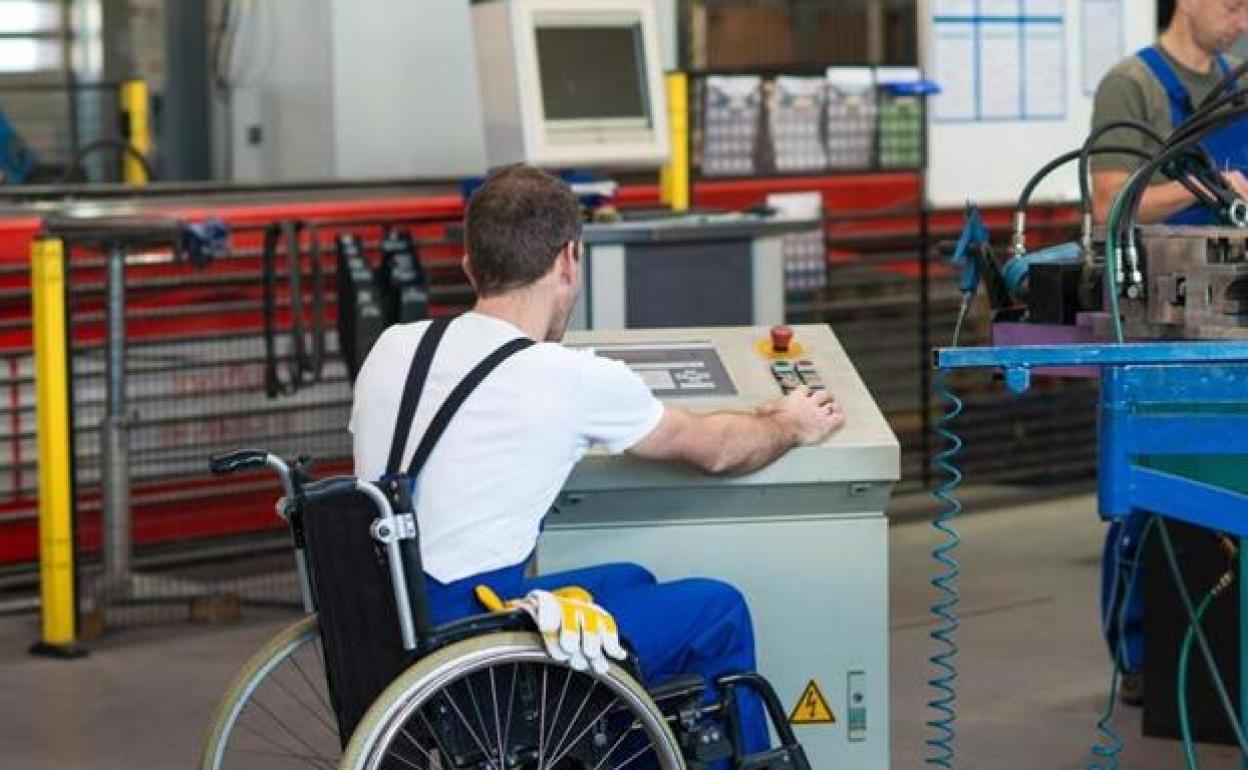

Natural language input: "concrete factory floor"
[0,492,1239,769]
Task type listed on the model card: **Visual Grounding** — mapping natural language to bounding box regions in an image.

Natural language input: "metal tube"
[356,481,417,651]
[101,243,131,594]
[293,550,314,614]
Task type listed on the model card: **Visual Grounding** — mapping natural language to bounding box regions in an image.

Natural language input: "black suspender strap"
[403,336,534,478]
[384,316,452,476]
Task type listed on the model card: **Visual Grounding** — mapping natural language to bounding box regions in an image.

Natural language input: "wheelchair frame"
[202,450,811,770]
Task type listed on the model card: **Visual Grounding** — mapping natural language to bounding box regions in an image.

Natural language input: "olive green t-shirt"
[1090,46,1237,173]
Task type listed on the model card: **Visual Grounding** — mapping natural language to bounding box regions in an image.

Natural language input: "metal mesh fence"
[0,194,1100,634]
[58,213,466,634]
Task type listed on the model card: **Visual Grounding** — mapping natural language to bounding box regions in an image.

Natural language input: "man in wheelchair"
[349,165,845,768]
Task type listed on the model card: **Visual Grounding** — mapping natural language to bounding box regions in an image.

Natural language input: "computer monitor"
[472,0,670,169]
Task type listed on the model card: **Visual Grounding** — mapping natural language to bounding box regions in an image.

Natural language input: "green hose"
[1102,165,1146,344]
[1178,590,1217,770]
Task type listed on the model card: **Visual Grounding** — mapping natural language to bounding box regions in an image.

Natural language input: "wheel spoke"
[233,745,339,768]
[489,666,506,766]
[289,642,334,717]
[500,663,519,756]
[609,741,657,770]
[379,746,427,770]
[242,692,337,767]
[236,718,335,769]
[417,708,458,766]
[589,719,643,770]
[538,666,549,767]
[547,680,599,763]
[266,659,338,737]
[398,726,437,764]
[543,666,573,753]
[438,689,498,768]
[463,673,493,761]
[547,694,620,770]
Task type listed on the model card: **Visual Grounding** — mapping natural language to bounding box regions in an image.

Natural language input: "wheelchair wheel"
[343,631,684,770]
[200,615,341,769]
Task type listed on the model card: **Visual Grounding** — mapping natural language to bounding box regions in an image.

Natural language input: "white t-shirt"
[350,312,664,583]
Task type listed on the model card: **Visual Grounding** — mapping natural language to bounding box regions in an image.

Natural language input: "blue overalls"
[391,315,770,760]
[1101,46,1248,674]
[426,561,770,758]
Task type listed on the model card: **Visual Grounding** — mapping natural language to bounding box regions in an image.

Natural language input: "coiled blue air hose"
[927,369,964,768]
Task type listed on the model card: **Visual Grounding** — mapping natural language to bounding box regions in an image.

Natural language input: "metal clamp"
[370,513,417,544]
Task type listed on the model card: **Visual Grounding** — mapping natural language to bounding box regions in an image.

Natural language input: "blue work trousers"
[1101,514,1146,672]
[426,560,770,760]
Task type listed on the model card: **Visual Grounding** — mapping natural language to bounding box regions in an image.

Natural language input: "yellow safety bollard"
[120,79,151,186]
[29,236,85,659]
[659,72,690,212]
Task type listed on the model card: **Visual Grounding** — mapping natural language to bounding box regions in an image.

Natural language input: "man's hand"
[757,386,846,445]
[1223,170,1248,201]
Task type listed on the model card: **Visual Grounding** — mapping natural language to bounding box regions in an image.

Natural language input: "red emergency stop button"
[770,325,794,353]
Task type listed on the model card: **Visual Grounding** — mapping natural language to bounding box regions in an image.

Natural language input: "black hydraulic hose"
[1014,145,1157,260]
[1168,84,1248,149]
[1198,57,1248,111]
[1077,120,1166,215]
[1100,103,1248,291]
[1169,101,1248,155]
[1016,145,1150,214]
[1077,121,1222,221]
[1118,103,1248,249]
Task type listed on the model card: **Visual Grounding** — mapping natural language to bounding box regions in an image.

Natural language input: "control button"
[796,360,817,373]
[770,325,794,353]
[771,361,794,374]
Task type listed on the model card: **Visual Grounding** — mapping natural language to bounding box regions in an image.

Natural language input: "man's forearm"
[696,410,798,475]
[1094,171,1197,224]
[1136,180,1199,223]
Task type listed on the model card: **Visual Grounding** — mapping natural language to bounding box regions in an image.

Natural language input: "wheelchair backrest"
[301,477,415,743]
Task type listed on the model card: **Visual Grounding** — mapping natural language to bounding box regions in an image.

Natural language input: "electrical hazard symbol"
[788,680,836,725]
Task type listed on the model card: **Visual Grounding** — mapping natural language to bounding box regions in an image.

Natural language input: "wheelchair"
[200,450,811,770]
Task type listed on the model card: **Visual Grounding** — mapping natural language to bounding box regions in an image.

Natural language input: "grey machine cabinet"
[540,324,898,770]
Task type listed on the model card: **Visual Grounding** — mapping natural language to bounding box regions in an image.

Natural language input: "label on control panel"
[576,342,737,398]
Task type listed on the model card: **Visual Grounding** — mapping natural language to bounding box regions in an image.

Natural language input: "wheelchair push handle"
[209,449,301,503]
[209,449,270,476]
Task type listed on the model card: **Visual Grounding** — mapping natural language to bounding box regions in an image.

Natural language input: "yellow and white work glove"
[475,585,628,674]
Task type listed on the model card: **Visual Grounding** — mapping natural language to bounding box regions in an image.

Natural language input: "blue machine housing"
[936,341,1248,535]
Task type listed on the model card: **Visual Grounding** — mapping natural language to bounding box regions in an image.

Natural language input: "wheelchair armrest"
[648,674,709,704]
[422,609,535,652]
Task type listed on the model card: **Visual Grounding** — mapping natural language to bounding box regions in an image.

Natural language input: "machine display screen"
[535,25,650,123]
[581,342,737,398]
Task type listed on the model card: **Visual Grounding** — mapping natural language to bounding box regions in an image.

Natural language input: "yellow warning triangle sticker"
[789,680,836,725]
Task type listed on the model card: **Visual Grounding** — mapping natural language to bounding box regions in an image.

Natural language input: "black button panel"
[771,359,824,393]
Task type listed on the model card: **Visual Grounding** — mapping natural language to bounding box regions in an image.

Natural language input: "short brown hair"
[464,165,581,296]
